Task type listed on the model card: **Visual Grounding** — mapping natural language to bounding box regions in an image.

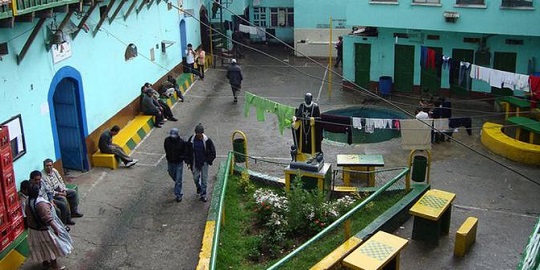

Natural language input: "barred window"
[270,8,294,27]
[253,7,267,27]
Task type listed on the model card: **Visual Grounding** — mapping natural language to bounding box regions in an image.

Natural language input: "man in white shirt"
[41,158,84,218]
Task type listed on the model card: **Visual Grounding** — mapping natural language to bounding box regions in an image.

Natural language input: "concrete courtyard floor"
[20,44,540,270]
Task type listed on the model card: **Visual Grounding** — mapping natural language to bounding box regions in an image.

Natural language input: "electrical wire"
[170,1,540,186]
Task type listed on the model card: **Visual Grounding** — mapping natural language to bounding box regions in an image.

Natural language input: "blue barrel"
[379,76,392,96]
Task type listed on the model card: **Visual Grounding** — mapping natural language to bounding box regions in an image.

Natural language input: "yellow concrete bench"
[343,231,408,270]
[310,236,362,270]
[91,115,155,169]
[481,122,540,165]
[454,217,478,257]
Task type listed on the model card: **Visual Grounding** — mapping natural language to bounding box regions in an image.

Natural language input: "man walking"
[164,128,187,202]
[99,125,138,167]
[186,124,216,202]
[226,59,243,103]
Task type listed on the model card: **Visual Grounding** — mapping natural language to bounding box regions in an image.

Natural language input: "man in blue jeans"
[186,123,216,202]
[164,128,187,202]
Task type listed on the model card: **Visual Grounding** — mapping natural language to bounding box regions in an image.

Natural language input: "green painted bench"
[497,97,531,120]
[507,116,540,144]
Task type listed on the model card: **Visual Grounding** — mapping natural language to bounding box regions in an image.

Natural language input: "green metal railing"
[13,0,79,16]
[267,167,410,270]
[209,151,233,269]
[518,216,540,270]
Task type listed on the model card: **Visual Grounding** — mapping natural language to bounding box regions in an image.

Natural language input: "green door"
[354,43,371,89]
[394,45,415,93]
[491,52,516,97]
[420,47,442,95]
[450,49,474,97]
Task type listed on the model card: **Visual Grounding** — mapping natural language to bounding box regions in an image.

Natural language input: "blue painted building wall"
[0,1,203,184]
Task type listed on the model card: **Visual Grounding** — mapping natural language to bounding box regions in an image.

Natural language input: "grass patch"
[216,175,407,269]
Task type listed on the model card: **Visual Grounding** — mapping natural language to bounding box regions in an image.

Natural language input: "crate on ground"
[2,188,18,213]
[454,217,478,257]
[10,217,24,241]
[0,147,12,172]
[0,169,15,192]
[0,126,9,150]
[7,203,22,224]
[0,222,11,251]
[91,115,155,169]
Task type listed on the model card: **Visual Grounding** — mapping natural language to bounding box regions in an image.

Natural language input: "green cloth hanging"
[243,91,295,134]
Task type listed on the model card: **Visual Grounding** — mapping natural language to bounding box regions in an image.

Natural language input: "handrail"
[267,167,410,270]
[209,151,234,269]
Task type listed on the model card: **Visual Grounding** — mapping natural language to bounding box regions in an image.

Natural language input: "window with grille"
[253,7,267,27]
[501,0,532,7]
[270,8,294,27]
[414,0,440,4]
[455,0,485,5]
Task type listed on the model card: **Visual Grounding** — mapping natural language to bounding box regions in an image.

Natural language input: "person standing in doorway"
[334,36,343,68]
[164,128,187,202]
[226,59,243,103]
[99,125,138,167]
[232,29,244,59]
[186,123,216,202]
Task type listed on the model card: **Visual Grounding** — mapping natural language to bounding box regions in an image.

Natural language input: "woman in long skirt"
[26,183,73,270]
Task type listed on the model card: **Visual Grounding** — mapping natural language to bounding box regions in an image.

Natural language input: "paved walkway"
[21,45,540,270]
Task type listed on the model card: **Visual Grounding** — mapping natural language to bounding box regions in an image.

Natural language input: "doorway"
[354,43,371,89]
[491,52,516,97]
[49,67,88,171]
[394,44,415,92]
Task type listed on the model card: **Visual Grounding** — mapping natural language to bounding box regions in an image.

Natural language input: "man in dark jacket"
[164,128,187,202]
[185,123,216,202]
[226,59,243,103]
[141,87,164,128]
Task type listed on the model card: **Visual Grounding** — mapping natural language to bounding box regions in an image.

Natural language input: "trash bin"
[233,138,246,163]
[411,155,427,182]
[379,76,392,96]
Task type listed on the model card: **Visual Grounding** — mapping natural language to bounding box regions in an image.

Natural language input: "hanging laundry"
[400,119,432,150]
[458,62,471,89]
[470,64,490,84]
[499,71,515,90]
[243,91,295,134]
[514,74,530,92]
[449,117,472,136]
[420,46,428,69]
[352,117,363,130]
[529,75,540,109]
[489,69,504,88]
[427,49,436,70]
[320,114,352,145]
[442,55,451,70]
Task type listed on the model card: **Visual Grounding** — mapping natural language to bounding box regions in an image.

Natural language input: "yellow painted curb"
[481,122,540,165]
[0,249,26,270]
[196,221,215,270]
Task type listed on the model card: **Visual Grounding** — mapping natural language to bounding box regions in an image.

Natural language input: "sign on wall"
[1,114,27,161]
[52,35,72,64]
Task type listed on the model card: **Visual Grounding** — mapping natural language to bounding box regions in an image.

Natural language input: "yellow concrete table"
[409,189,456,244]
[284,163,332,194]
[337,154,384,187]
[343,231,408,270]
